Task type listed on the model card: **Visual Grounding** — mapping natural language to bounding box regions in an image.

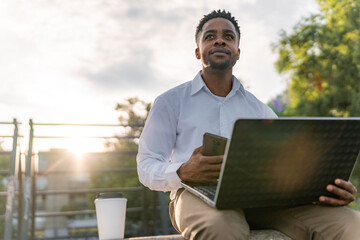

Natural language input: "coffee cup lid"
[96,192,123,199]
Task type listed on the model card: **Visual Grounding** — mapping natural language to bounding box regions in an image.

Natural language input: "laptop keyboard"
[193,184,217,200]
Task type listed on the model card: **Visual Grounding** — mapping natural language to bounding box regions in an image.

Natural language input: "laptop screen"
[215,118,360,209]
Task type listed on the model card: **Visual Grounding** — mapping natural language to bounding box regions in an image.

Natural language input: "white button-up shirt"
[137,72,277,199]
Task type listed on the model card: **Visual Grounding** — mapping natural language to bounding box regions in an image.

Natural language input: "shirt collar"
[190,71,245,96]
[190,72,205,96]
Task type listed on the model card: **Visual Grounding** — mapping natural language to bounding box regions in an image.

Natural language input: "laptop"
[181,118,360,209]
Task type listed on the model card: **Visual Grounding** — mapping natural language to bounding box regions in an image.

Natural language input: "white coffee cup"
[95,193,127,240]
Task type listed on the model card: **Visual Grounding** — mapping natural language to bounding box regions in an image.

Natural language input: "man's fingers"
[327,184,355,202]
[193,146,203,154]
[207,171,221,178]
[198,162,222,174]
[196,171,220,183]
[182,147,223,184]
[334,179,357,194]
[201,155,223,164]
[317,179,357,207]
[318,196,350,206]
[202,164,222,171]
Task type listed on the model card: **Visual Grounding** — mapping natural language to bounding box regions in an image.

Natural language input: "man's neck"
[201,68,233,97]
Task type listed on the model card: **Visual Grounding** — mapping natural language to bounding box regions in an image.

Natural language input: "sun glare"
[30,124,127,173]
[63,138,105,172]
[65,137,104,158]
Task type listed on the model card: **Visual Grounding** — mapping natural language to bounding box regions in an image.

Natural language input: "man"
[137,10,360,240]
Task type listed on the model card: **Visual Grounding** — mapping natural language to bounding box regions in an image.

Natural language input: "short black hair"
[195,10,241,45]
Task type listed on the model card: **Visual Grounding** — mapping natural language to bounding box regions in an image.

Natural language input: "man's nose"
[214,37,226,46]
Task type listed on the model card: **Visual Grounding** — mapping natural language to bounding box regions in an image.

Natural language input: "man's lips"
[210,48,230,56]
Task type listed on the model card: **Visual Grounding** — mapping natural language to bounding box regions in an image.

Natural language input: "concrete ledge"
[250,230,292,240]
[126,235,183,240]
[126,230,292,239]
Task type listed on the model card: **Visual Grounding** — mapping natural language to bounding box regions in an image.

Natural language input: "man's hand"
[177,146,223,184]
[316,179,357,206]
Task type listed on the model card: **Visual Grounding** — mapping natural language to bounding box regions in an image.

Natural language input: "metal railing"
[25,120,173,239]
[1,119,22,240]
[1,119,175,240]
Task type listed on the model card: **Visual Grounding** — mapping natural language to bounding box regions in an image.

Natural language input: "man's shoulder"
[150,81,193,118]
[156,80,192,102]
[241,88,265,104]
[240,88,277,118]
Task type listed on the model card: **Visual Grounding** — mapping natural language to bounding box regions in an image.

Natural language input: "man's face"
[196,18,240,71]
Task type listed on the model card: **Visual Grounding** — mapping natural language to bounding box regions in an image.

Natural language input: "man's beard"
[208,59,232,70]
[207,54,238,71]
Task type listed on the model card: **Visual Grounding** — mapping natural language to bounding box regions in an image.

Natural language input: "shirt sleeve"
[263,104,278,118]
[136,96,183,192]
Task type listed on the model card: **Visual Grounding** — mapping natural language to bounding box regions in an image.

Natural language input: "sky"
[0,0,321,152]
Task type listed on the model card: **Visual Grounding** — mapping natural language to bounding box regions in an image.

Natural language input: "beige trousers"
[169,189,360,240]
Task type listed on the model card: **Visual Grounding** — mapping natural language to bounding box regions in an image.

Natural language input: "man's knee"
[337,208,360,239]
[304,206,360,240]
[188,210,250,240]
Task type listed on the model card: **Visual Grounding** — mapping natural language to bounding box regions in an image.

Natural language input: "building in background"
[37,149,93,238]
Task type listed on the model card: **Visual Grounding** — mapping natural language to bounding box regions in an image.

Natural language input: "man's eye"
[205,35,214,40]
[225,34,234,40]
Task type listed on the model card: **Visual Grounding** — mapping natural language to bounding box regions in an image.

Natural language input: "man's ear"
[237,48,241,60]
[195,48,201,59]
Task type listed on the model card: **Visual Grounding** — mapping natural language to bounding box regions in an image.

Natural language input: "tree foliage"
[273,0,360,117]
[272,0,360,210]
[87,97,151,190]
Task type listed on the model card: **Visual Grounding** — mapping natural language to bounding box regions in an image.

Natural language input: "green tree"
[273,0,360,117]
[272,0,360,209]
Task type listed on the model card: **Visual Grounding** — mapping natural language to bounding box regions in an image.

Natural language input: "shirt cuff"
[164,162,184,189]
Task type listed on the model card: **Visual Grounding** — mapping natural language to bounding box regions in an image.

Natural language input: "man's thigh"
[169,189,250,240]
[245,204,360,240]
